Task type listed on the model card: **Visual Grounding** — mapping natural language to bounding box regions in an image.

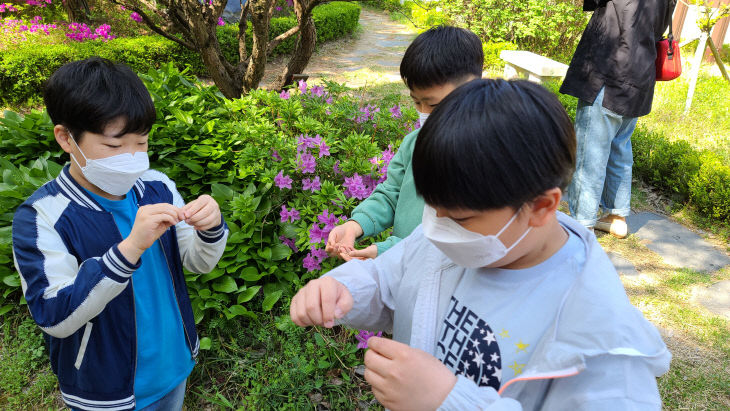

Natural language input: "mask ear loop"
[66,129,89,169]
[497,205,533,252]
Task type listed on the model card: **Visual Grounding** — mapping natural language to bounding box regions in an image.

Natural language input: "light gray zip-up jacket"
[326,212,670,410]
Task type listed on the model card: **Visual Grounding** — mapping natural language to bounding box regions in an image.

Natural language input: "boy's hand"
[290,277,353,328]
[364,337,457,411]
[326,221,363,258]
[341,244,377,261]
[181,195,221,231]
[119,203,183,263]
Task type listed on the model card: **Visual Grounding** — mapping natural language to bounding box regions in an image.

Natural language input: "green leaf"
[211,183,235,203]
[270,243,292,261]
[257,247,272,260]
[228,304,249,317]
[239,266,265,282]
[236,285,261,304]
[212,276,238,293]
[199,267,224,283]
[280,223,298,239]
[0,305,13,316]
[2,275,20,287]
[261,289,283,311]
[199,337,212,350]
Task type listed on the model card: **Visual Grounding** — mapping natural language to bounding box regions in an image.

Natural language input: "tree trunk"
[273,0,318,90]
[193,22,245,98]
[64,0,91,22]
[243,0,272,92]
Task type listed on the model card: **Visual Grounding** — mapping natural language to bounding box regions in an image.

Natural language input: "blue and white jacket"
[12,166,228,411]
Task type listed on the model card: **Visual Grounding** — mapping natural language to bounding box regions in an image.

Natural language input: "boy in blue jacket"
[11,57,228,411]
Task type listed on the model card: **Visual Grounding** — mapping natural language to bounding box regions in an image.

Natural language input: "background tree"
[108,0,337,98]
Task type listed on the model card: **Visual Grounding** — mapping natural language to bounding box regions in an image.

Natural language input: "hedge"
[0,1,360,107]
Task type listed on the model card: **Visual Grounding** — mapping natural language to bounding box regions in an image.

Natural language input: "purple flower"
[298,80,307,94]
[355,330,383,349]
[280,205,300,223]
[303,253,320,271]
[333,160,342,175]
[343,173,372,200]
[325,97,333,105]
[310,85,324,97]
[382,145,395,166]
[275,6,282,11]
[302,176,321,192]
[317,140,330,158]
[309,224,330,244]
[217,17,225,26]
[310,247,328,262]
[272,150,282,161]
[297,152,316,174]
[389,105,402,119]
[279,90,290,100]
[279,236,299,253]
[286,0,293,6]
[317,209,339,231]
[274,171,293,189]
[130,12,143,22]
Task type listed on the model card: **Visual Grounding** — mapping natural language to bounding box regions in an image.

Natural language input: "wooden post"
[704,0,730,61]
[674,1,690,39]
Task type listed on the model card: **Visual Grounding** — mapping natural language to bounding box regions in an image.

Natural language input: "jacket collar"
[55,165,146,211]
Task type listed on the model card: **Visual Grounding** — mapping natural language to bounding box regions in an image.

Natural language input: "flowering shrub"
[0,64,416,324]
[66,22,115,41]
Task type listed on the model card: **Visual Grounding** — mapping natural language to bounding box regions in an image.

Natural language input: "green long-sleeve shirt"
[350,129,425,255]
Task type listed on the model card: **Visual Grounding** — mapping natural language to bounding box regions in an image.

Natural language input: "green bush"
[0,63,416,322]
[483,41,518,69]
[0,1,361,108]
[438,0,588,62]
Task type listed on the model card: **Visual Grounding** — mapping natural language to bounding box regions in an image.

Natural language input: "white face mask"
[417,111,430,128]
[422,205,532,268]
[69,132,149,196]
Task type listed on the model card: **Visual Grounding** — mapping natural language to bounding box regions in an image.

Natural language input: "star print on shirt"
[436,297,503,391]
[515,340,530,353]
[509,361,526,376]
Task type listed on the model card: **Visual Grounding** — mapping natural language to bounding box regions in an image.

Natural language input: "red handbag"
[656,29,681,81]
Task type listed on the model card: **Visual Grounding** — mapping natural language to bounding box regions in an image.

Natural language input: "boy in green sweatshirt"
[326,26,485,259]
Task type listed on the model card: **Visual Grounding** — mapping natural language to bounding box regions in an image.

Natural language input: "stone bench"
[499,50,569,83]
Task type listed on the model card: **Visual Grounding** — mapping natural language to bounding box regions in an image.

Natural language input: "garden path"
[261,8,416,88]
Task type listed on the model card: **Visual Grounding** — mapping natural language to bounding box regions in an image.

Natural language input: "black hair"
[412,79,576,211]
[43,57,156,142]
[400,25,484,90]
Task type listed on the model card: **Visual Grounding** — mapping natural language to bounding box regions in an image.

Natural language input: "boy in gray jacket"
[291,79,670,410]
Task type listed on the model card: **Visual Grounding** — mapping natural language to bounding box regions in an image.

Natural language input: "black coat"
[560,0,676,118]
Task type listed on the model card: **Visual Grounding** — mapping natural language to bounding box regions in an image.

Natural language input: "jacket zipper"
[111,218,138,399]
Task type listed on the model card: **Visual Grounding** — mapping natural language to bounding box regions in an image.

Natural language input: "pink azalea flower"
[302,253,320,271]
[297,152,316,174]
[272,150,282,161]
[298,79,307,94]
[274,171,293,189]
[279,236,299,253]
[302,176,321,192]
[217,17,225,26]
[356,330,383,349]
[130,12,143,22]
[279,90,290,100]
[280,205,300,223]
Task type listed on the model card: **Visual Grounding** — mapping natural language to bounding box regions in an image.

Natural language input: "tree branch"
[267,26,300,54]
[109,0,196,50]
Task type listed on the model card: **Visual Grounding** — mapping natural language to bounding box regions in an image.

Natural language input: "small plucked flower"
[274,171,293,189]
[355,330,383,349]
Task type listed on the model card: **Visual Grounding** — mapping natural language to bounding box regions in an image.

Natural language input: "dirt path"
[261,8,416,88]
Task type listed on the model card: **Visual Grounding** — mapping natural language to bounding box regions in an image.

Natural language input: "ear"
[54,125,74,154]
[526,187,562,228]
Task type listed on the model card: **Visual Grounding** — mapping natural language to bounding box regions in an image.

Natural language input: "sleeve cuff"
[438,375,501,411]
[196,216,227,243]
[100,244,141,283]
[349,213,376,239]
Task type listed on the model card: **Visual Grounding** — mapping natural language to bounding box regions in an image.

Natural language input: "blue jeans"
[71,379,186,411]
[567,87,638,227]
